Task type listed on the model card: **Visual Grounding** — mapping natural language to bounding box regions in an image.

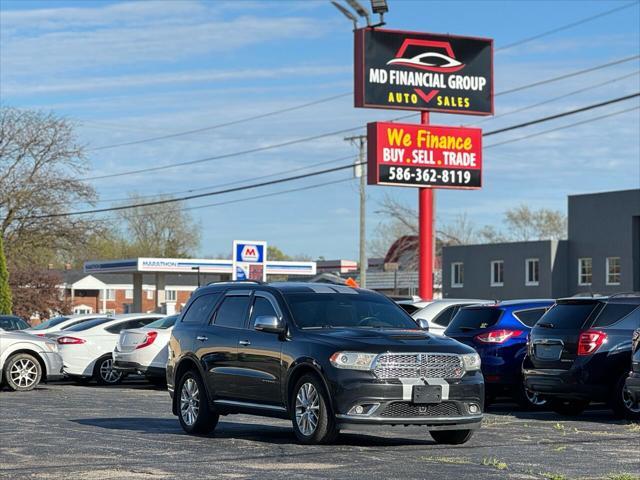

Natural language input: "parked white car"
[395,297,433,314]
[0,328,63,391]
[50,314,164,385]
[23,314,108,336]
[113,315,178,385]
[411,299,488,336]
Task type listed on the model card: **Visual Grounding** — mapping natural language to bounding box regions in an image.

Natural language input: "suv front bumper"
[329,370,484,430]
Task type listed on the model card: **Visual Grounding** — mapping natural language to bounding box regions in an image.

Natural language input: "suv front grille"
[380,401,461,418]
[373,353,464,379]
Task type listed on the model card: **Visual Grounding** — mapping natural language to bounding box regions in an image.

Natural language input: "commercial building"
[442,189,640,299]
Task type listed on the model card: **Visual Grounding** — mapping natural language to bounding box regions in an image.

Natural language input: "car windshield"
[146,315,178,329]
[284,292,419,330]
[445,307,503,333]
[30,316,70,330]
[64,317,111,332]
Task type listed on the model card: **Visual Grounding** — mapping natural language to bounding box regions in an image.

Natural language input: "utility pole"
[345,135,367,288]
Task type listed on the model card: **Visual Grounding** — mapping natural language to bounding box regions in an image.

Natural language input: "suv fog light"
[347,403,379,415]
[468,403,480,414]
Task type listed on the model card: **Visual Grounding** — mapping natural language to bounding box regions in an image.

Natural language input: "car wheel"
[4,353,42,391]
[611,374,640,420]
[430,429,474,445]
[550,398,589,416]
[516,382,548,410]
[177,370,218,434]
[94,356,123,385]
[291,374,338,445]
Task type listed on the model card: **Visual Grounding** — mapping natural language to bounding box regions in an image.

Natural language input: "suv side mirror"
[417,319,429,331]
[254,315,284,334]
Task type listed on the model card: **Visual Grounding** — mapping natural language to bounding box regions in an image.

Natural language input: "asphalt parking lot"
[0,380,638,480]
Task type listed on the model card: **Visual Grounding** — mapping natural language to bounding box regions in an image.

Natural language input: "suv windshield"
[445,307,503,333]
[146,315,178,329]
[64,317,111,332]
[30,316,70,330]
[536,301,600,330]
[285,292,419,330]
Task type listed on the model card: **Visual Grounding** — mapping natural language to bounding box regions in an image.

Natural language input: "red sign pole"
[418,111,434,300]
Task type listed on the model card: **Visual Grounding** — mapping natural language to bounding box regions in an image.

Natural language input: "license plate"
[412,385,442,404]
[535,344,562,360]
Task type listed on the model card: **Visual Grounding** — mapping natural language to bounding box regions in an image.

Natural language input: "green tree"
[0,236,12,314]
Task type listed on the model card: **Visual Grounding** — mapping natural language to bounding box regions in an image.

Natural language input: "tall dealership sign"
[355,29,493,115]
[355,27,493,299]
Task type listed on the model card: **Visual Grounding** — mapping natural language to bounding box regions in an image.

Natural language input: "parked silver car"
[411,299,487,336]
[0,328,63,391]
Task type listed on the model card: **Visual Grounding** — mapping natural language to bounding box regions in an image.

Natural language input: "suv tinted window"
[250,297,277,324]
[182,293,220,324]
[591,304,638,328]
[432,306,458,327]
[514,308,548,327]
[446,307,503,333]
[214,296,251,329]
[538,301,600,330]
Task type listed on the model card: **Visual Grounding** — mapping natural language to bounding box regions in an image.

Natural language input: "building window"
[490,260,504,287]
[102,289,116,301]
[146,289,153,300]
[526,258,539,286]
[451,262,464,288]
[578,258,592,286]
[606,257,621,285]
[125,289,133,299]
[166,290,177,302]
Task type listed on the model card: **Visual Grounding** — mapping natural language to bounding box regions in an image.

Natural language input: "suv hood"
[303,328,473,354]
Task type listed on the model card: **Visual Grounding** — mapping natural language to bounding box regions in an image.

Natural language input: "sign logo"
[240,245,259,262]
[387,39,464,73]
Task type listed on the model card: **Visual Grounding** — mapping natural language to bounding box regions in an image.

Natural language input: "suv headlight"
[461,352,481,371]
[330,352,377,370]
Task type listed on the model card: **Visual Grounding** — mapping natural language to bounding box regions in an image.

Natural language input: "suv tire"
[515,382,548,410]
[430,429,474,444]
[550,398,589,416]
[4,353,42,391]
[291,374,338,444]
[177,370,219,435]
[611,374,640,420]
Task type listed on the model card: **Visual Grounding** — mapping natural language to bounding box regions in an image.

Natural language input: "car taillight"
[136,331,158,349]
[475,329,524,344]
[578,330,607,356]
[57,336,86,344]
[36,334,46,337]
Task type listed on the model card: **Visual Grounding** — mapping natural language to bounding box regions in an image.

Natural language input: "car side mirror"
[417,319,429,331]
[254,315,284,334]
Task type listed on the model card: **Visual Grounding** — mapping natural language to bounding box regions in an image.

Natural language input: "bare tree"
[504,205,566,241]
[0,107,97,268]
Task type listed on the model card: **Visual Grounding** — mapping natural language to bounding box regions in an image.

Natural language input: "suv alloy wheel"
[612,374,640,420]
[177,370,219,434]
[95,356,123,385]
[291,374,338,444]
[4,353,42,391]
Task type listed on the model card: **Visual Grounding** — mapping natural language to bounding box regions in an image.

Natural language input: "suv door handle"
[238,340,251,346]
[196,335,208,342]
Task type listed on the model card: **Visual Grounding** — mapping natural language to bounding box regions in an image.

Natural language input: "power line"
[483,92,639,136]
[485,105,639,149]
[80,55,640,182]
[496,1,639,52]
[87,92,351,152]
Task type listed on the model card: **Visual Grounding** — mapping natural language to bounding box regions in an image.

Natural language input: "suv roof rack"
[608,292,640,299]
[206,280,265,286]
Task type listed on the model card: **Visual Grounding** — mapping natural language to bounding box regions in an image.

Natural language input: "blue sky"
[1,0,639,260]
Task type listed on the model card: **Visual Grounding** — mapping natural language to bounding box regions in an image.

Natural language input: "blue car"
[445,300,554,409]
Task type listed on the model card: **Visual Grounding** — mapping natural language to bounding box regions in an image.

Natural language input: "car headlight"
[44,342,58,353]
[329,352,377,370]
[461,352,481,371]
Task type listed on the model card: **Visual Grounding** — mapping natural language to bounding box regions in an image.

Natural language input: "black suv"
[167,282,484,444]
[523,295,640,419]
[625,328,640,412]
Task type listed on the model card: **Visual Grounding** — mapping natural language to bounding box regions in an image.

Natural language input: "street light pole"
[191,266,201,287]
[345,135,367,288]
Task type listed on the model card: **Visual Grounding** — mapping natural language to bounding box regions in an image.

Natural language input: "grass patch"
[607,474,640,480]
[552,445,567,452]
[421,456,471,465]
[481,457,508,470]
[539,473,567,480]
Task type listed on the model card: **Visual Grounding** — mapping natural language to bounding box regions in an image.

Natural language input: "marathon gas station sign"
[367,122,482,189]
[355,29,493,115]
